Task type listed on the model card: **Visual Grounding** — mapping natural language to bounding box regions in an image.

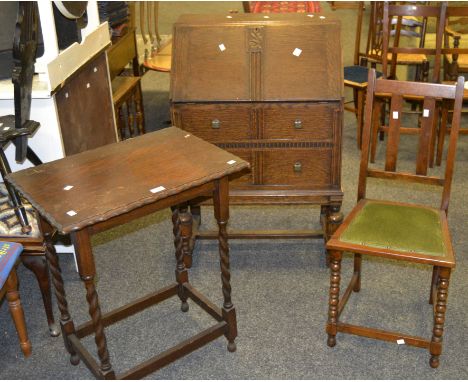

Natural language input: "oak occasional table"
[7,127,249,379]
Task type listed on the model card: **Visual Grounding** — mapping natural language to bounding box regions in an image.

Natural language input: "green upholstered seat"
[339,200,446,257]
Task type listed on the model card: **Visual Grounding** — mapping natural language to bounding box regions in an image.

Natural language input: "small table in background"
[7,127,249,379]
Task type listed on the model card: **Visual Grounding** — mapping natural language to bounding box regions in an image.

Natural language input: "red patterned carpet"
[248,1,321,13]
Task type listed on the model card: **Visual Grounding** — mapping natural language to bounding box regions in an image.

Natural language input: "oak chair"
[370,2,447,164]
[326,69,464,368]
[0,241,31,357]
[107,28,146,140]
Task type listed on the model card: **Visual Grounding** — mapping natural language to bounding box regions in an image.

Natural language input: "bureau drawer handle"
[211,119,221,129]
[294,119,302,129]
[293,161,302,173]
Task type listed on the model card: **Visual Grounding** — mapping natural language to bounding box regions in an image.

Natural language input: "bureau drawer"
[172,104,252,142]
[262,150,332,187]
[261,103,337,140]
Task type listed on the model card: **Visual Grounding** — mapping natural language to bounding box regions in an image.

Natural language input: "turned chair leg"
[21,255,59,336]
[326,250,342,347]
[6,269,32,357]
[429,267,451,368]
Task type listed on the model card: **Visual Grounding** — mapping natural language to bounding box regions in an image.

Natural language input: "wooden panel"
[262,21,342,100]
[171,25,250,101]
[261,103,335,140]
[171,103,253,142]
[54,52,118,156]
[262,149,332,187]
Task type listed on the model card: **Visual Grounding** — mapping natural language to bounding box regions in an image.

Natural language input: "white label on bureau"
[292,48,302,57]
[423,109,430,117]
[67,210,77,217]
[150,186,166,194]
[392,111,399,120]
[219,43,226,52]
[63,185,74,191]
[397,339,405,345]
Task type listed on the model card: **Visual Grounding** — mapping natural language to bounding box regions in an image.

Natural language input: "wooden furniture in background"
[171,14,344,244]
[54,49,118,156]
[107,28,145,140]
[0,241,31,357]
[0,1,58,337]
[343,2,382,148]
[243,1,321,13]
[129,1,172,73]
[7,127,249,379]
[326,70,463,368]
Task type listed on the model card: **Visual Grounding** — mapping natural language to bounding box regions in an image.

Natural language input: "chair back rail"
[382,2,447,82]
[358,69,464,213]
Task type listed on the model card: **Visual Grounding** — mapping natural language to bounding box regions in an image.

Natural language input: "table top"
[7,127,249,234]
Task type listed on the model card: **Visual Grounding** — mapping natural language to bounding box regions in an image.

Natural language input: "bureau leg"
[322,203,343,267]
[44,235,80,366]
[172,207,191,312]
[214,177,237,352]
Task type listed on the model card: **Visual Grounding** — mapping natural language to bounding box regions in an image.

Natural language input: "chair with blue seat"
[0,241,31,357]
[326,69,464,368]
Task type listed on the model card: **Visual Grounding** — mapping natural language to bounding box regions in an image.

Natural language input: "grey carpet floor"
[2,2,468,380]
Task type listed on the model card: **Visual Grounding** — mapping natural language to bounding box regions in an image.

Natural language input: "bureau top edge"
[174,13,341,27]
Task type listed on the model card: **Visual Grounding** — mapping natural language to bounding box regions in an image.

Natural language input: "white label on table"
[86,83,91,88]
[184,134,191,138]
[397,339,405,345]
[423,109,430,117]
[392,111,399,120]
[307,14,314,17]
[63,185,74,191]
[150,186,166,194]
[320,15,326,19]
[293,48,302,57]
[219,43,226,52]
[3,126,10,131]
[67,210,77,216]
[226,15,233,18]
[263,15,270,19]
[227,160,237,165]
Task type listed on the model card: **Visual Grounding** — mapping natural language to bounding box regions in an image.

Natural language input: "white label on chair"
[320,15,326,19]
[263,15,270,19]
[397,339,405,345]
[227,160,237,165]
[150,186,166,194]
[184,134,191,138]
[226,15,233,18]
[392,111,399,120]
[423,109,430,117]
[293,48,302,57]
[307,14,314,17]
[219,43,226,52]
[67,210,77,216]
[63,185,74,191]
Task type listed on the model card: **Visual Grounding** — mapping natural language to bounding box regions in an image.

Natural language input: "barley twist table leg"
[44,239,80,365]
[84,278,113,374]
[173,207,190,312]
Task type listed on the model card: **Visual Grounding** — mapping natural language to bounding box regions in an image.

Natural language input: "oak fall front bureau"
[170,13,344,239]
